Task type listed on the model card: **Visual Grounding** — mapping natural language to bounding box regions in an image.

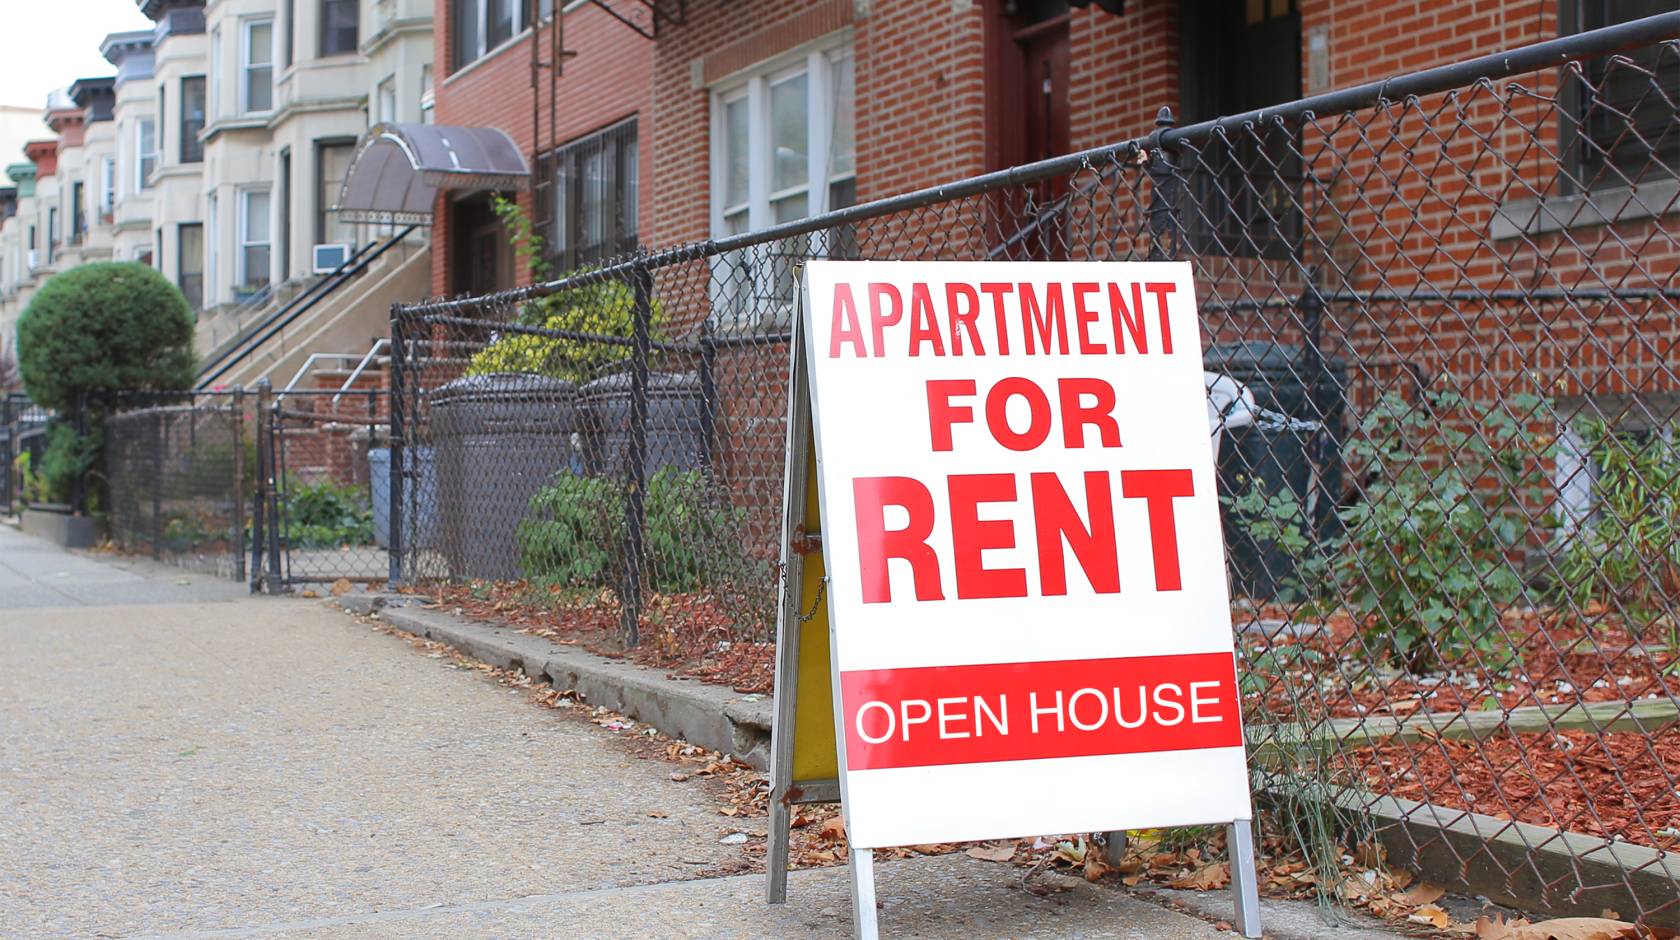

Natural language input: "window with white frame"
[449,0,525,73]
[136,117,158,189]
[242,19,275,113]
[709,42,856,330]
[238,188,271,289]
[210,27,222,118]
[376,76,397,124]
[99,157,115,220]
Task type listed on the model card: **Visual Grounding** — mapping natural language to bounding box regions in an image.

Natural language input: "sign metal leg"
[849,846,879,940]
[1227,820,1263,938]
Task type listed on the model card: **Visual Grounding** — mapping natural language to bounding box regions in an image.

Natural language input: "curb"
[337,593,774,769]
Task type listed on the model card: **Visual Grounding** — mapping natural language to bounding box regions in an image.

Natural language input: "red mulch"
[1240,603,1680,720]
[1352,729,1680,851]
[408,581,775,693]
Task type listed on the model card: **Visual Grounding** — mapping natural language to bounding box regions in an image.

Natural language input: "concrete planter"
[20,505,105,549]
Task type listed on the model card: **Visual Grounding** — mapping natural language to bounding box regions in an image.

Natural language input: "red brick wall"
[430,3,654,296]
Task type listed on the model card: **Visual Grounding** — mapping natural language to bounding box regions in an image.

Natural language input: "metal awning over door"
[334,123,531,225]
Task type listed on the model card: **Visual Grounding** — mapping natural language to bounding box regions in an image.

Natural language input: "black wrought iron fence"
[102,390,250,579]
[392,16,1679,924]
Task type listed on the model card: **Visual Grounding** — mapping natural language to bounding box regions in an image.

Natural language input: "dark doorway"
[986,0,1074,259]
[1177,0,1303,258]
[450,193,513,298]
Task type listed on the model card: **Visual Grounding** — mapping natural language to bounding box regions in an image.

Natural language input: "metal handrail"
[332,338,390,406]
[196,225,418,387]
[278,352,366,396]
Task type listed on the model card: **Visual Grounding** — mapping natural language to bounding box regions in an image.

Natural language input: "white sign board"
[801,260,1252,850]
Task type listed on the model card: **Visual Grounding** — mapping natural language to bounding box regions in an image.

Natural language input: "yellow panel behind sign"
[791,440,838,782]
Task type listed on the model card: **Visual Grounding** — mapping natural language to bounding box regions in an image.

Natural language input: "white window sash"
[241,19,275,114]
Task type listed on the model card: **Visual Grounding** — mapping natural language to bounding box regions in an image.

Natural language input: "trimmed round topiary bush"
[17,261,195,412]
[16,262,195,506]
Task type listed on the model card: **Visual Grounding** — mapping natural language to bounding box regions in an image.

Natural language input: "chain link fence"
[261,386,392,589]
[102,391,250,579]
[386,15,1678,923]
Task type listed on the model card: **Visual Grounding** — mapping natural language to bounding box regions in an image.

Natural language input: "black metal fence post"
[698,318,717,470]
[72,391,88,516]
[232,385,247,584]
[1145,106,1182,263]
[265,395,284,594]
[251,378,271,592]
[388,306,406,587]
[149,407,164,559]
[620,262,653,647]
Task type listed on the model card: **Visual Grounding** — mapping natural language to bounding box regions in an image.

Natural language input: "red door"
[989,5,1073,259]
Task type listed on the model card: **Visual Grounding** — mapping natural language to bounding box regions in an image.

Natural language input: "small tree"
[18,262,195,410]
[16,262,195,505]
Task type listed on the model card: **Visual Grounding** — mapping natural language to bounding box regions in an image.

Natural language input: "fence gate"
[252,384,391,592]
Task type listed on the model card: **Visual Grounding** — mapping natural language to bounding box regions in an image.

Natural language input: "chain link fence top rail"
[103,390,250,579]
[391,15,1680,923]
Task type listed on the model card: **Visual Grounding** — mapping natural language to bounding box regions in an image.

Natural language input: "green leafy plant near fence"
[467,195,662,383]
[283,477,374,549]
[1336,391,1548,672]
[1555,420,1680,635]
[517,468,750,595]
[1222,389,1552,672]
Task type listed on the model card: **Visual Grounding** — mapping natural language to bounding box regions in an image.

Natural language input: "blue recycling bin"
[368,445,437,550]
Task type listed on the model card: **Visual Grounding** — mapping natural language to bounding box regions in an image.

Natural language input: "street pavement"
[0,524,1357,938]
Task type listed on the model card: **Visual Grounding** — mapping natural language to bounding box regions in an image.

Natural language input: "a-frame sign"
[766,260,1262,939]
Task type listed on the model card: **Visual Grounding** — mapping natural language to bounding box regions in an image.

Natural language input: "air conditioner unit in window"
[312,243,352,274]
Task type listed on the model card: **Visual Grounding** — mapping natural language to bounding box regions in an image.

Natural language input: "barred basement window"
[532,119,638,274]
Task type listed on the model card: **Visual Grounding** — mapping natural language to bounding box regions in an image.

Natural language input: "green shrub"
[39,423,102,506]
[13,451,46,504]
[1221,478,1338,608]
[467,281,659,383]
[517,468,748,594]
[517,472,620,588]
[17,262,194,412]
[1336,391,1547,671]
[1555,421,1680,633]
[283,477,374,548]
[16,262,195,511]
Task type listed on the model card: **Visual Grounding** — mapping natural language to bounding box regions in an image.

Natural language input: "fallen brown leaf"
[965,844,1015,863]
[1409,904,1451,929]
[1473,917,1662,940]
[1169,862,1230,891]
[1400,883,1447,907]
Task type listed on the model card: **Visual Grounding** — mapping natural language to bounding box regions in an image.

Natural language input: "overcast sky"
[0,0,153,111]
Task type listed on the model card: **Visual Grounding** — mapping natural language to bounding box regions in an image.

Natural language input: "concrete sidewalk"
[0,524,250,608]
[0,527,1373,938]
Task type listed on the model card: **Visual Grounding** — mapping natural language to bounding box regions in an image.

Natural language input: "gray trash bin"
[579,371,707,478]
[1204,342,1347,600]
[430,373,585,580]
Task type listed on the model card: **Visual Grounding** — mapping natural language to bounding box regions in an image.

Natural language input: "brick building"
[425,1,654,298]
